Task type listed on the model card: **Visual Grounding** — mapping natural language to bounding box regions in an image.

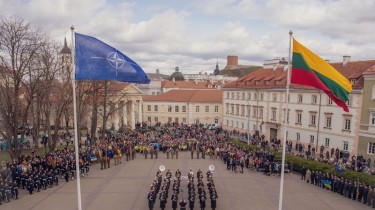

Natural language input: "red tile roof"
[143,89,222,103]
[224,60,375,90]
[363,65,375,75]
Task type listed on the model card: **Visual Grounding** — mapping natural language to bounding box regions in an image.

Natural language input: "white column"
[114,104,119,131]
[138,100,143,123]
[123,101,128,126]
[131,100,135,129]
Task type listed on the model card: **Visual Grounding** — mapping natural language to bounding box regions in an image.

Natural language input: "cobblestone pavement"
[2,151,372,210]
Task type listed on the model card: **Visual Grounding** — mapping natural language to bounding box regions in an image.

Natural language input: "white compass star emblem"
[107,52,125,69]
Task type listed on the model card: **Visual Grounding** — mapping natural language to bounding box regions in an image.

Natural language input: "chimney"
[343,55,351,66]
[156,69,160,74]
[172,78,175,82]
[175,66,179,72]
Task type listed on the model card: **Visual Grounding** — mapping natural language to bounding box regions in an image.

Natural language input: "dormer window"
[350,79,356,84]
[275,80,280,85]
[265,81,270,85]
[255,81,259,85]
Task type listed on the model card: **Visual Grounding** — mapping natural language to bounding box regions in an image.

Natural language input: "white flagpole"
[278,30,293,210]
[70,25,83,210]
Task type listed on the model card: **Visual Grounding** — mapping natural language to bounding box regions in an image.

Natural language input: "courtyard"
[2,151,371,210]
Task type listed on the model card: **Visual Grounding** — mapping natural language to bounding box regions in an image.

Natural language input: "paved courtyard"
[2,151,372,210]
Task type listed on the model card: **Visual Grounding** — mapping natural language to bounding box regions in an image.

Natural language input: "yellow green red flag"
[291,39,352,112]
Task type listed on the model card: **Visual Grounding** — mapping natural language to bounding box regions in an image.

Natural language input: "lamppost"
[247,99,250,145]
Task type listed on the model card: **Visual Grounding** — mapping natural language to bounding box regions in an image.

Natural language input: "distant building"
[143,89,223,125]
[223,55,375,156]
[358,65,375,163]
[263,57,289,69]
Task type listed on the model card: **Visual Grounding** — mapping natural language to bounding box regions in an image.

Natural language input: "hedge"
[228,140,375,186]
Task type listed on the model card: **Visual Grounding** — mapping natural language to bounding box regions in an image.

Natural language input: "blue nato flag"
[74,33,150,84]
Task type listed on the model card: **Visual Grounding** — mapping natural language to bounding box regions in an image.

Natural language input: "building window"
[286,111,290,123]
[154,117,158,122]
[325,116,332,128]
[328,97,333,105]
[215,106,219,112]
[298,95,303,103]
[195,118,200,124]
[296,133,300,140]
[175,106,179,112]
[325,138,330,147]
[147,105,151,111]
[296,113,302,124]
[242,92,245,99]
[241,105,245,116]
[253,106,258,118]
[215,118,219,124]
[260,93,264,101]
[226,92,229,99]
[343,141,348,151]
[175,118,179,123]
[231,92,234,99]
[368,142,375,154]
[236,121,239,128]
[259,107,263,119]
[372,86,375,99]
[310,135,315,144]
[310,114,316,126]
[168,105,172,112]
[182,118,186,123]
[241,122,244,129]
[275,80,280,85]
[231,104,234,115]
[254,93,258,100]
[231,120,233,126]
[236,105,239,116]
[168,117,172,122]
[248,93,251,100]
[312,95,317,104]
[344,118,351,131]
[205,106,209,112]
[346,96,351,107]
[371,113,375,125]
[273,93,277,102]
[271,108,276,121]
[154,105,158,112]
[182,106,186,112]
[196,106,200,112]
[147,117,151,122]
[226,120,229,126]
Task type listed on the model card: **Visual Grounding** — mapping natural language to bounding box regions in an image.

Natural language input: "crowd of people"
[1,123,374,208]
[0,147,91,205]
[301,167,375,208]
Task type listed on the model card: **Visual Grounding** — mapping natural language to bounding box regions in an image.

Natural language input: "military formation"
[302,170,375,208]
[147,169,218,210]
[0,148,91,205]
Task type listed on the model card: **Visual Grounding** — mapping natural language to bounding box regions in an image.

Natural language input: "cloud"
[1,0,374,76]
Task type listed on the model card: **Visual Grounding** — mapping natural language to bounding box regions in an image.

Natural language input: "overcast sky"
[1,0,374,75]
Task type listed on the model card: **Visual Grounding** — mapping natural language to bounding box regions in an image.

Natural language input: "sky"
[1,0,375,75]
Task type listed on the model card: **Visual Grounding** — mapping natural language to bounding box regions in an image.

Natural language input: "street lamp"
[247,98,250,145]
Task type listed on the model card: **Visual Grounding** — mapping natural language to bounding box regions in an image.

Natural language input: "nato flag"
[75,33,150,84]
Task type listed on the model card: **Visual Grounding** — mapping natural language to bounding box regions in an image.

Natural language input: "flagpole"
[70,25,83,210]
[278,30,293,210]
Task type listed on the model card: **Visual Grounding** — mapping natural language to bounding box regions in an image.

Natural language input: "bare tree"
[0,17,44,160]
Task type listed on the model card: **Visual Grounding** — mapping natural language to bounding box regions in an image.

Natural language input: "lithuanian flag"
[291,39,352,112]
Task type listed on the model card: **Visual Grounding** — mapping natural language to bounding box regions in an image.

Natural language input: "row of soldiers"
[0,180,18,205]
[304,170,375,207]
[187,169,218,210]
